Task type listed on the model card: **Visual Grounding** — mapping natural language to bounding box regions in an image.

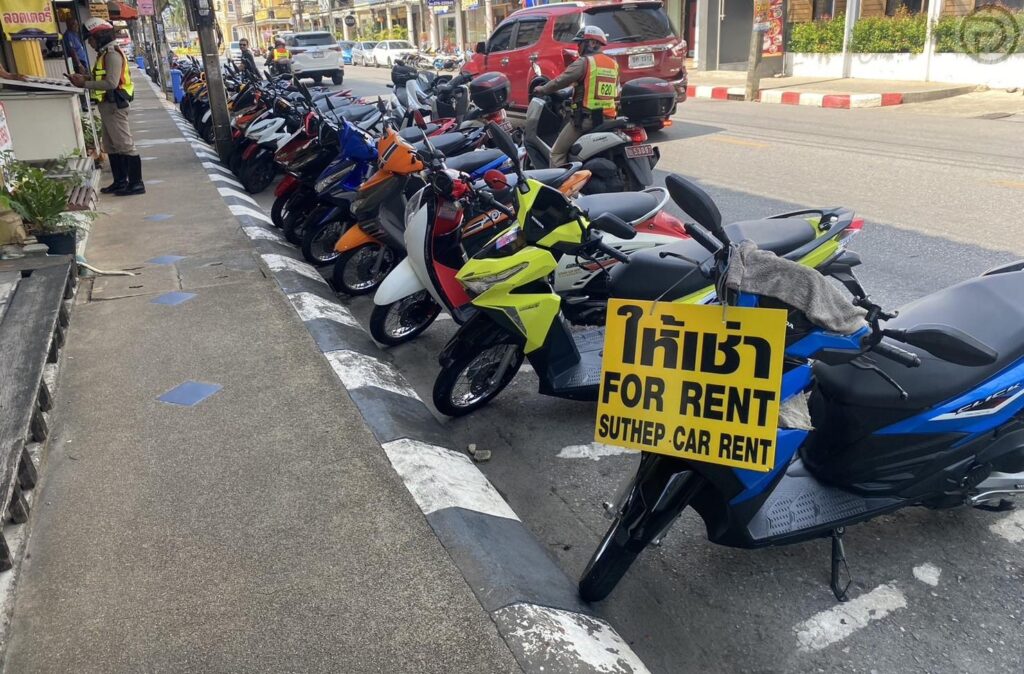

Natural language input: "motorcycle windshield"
[339,121,377,162]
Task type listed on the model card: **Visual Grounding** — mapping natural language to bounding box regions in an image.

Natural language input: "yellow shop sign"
[0,0,58,40]
[595,300,787,472]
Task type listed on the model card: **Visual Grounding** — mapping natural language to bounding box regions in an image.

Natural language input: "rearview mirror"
[664,174,728,247]
[475,41,486,55]
[892,324,998,367]
[486,121,523,180]
[483,169,508,191]
[590,213,636,240]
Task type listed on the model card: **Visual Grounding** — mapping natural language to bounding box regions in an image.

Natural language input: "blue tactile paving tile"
[157,381,223,407]
[146,255,185,265]
[151,291,197,306]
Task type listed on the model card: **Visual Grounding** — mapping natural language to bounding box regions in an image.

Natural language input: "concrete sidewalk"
[686,71,978,108]
[1,81,521,672]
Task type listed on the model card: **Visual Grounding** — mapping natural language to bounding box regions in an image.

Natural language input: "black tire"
[229,146,246,175]
[331,242,397,296]
[432,340,524,417]
[239,157,275,194]
[301,216,348,266]
[578,520,641,603]
[283,202,319,245]
[369,292,441,346]
[312,75,323,84]
[202,120,216,144]
[331,71,344,85]
[270,193,289,228]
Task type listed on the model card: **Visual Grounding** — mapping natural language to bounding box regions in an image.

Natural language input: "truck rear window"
[584,7,674,43]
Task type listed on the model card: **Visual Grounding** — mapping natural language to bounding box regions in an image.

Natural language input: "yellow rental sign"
[595,300,787,472]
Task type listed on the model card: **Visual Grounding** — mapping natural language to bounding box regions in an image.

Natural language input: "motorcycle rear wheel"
[369,292,441,346]
[331,242,396,295]
[432,342,523,417]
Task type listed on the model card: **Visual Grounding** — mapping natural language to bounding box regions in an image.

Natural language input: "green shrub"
[788,14,846,53]
[934,9,1024,54]
[852,8,927,53]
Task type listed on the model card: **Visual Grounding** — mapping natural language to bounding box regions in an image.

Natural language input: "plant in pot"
[1,161,82,255]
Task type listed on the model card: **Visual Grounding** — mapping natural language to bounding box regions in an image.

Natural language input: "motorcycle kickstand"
[830,527,853,603]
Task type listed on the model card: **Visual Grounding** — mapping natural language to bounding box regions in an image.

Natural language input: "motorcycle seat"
[523,164,580,186]
[445,148,507,175]
[589,118,630,134]
[814,269,1024,411]
[412,131,472,157]
[336,104,377,121]
[399,124,439,141]
[576,191,660,225]
[607,217,825,302]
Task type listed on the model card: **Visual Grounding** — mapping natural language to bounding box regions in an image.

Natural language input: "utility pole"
[190,0,233,159]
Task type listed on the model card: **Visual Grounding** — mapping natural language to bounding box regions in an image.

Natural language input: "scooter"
[578,174,1024,605]
[431,123,864,417]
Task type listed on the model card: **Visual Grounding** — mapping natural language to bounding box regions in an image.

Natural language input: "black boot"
[115,155,146,196]
[100,154,128,194]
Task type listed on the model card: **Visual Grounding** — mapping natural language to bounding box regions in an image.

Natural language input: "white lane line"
[261,253,327,284]
[203,161,235,176]
[794,583,906,652]
[557,442,633,461]
[242,226,283,242]
[324,349,420,399]
[208,173,245,189]
[496,604,650,674]
[230,204,274,225]
[218,187,259,205]
[287,291,361,329]
[912,563,941,587]
[382,438,519,520]
[991,509,1024,543]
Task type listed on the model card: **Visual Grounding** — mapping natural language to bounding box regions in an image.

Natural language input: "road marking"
[287,291,361,329]
[202,161,234,176]
[324,349,420,399]
[496,604,650,674]
[208,173,245,189]
[912,563,941,586]
[707,135,769,149]
[794,583,906,652]
[990,509,1024,543]
[557,442,633,461]
[135,137,187,146]
[383,438,520,520]
[218,187,259,206]
[242,226,283,242]
[994,180,1024,190]
[230,204,274,225]
[261,253,327,284]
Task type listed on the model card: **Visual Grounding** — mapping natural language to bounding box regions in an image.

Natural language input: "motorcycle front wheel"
[239,157,275,194]
[301,216,348,266]
[331,242,397,295]
[432,342,523,417]
[369,292,441,347]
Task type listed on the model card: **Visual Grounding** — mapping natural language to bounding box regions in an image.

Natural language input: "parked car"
[464,1,687,112]
[284,31,345,84]
[338,40,355,65]
[351,41,376,66]
[224,40,242,64]
[369,40,418,68]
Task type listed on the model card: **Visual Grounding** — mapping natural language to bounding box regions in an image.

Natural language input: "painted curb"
[143,75,650,674]
[686,84,906,108]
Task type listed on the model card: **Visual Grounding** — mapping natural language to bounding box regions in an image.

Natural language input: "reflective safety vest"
[90,45,134,104]
[582,54,618,119]
[273,47,290,60]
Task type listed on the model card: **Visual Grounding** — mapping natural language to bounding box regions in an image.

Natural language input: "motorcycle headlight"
[315,164,354,193]
[460,263,528,296]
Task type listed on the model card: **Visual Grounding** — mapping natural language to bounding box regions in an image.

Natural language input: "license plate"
[628,53,655,69]
[311,50,325,58]
[625,144,654,159]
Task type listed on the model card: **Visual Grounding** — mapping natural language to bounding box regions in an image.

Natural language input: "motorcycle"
[577,174,1024,604]
[431,123,864,417]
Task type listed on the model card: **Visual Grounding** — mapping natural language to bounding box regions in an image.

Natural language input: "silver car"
[351,41,377,66]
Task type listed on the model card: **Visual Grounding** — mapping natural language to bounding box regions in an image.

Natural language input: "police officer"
[532,25,618,168]
[68,18,144,196]
[266,37,291,77]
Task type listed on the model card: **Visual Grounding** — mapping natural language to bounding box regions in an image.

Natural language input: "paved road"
[267,67,1024,673]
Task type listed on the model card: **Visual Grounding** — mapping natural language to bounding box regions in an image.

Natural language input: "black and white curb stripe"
[144,75,649,673]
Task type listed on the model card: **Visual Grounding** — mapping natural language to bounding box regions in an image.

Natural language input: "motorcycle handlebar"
[477,190,515,220]
[872,341,921,368]
[595,240,629,264]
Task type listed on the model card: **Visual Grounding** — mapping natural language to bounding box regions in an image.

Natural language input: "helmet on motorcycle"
[573,25,608,46]
[274,37,286,46]
[83,17,114,35]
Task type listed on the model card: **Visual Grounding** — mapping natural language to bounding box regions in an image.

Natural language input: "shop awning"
[107,1,138,20]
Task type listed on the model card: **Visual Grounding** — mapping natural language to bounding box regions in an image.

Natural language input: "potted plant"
[1,160,82,255]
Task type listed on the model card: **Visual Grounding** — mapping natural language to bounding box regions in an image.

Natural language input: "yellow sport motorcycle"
[432,123,864,417]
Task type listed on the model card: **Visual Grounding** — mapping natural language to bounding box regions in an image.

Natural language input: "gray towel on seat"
[724,240,867,335]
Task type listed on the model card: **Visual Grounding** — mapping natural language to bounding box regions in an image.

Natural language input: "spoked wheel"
[240,158,275,194]
[369,292,442,347]
[283,202,317,245]
[331,243,397,295]
[301,216,348,266]
[432,342,524,417]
